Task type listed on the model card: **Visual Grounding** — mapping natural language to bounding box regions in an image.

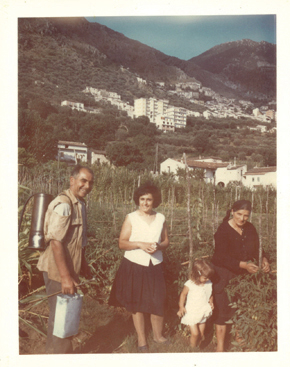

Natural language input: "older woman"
[109,182,169,352]
[211,200,270,352]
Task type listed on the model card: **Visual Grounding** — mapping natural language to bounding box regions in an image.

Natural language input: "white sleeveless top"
[124,211,165,266]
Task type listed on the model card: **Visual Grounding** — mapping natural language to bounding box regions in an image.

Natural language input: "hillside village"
[58,140,276,189]
[58,77,277,190]
[60,79,276,133]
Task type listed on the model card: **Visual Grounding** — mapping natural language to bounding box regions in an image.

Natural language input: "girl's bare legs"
[189,324,200,347]
[198,323,206,343]
[150,314,167,342]
[132,312,147,347]
[215,324,226,352]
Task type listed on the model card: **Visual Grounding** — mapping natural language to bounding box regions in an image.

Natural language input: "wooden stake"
[183,153,193,270]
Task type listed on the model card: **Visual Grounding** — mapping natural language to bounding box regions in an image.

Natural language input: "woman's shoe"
[138,345,149,353]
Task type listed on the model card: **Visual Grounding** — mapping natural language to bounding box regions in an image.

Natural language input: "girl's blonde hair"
[189,259,215,285]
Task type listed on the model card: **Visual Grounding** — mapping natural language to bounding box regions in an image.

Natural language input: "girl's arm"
[118,215,153,252]
[177,286,189,317]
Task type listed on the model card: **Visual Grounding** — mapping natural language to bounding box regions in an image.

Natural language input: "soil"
[19,293,225,355]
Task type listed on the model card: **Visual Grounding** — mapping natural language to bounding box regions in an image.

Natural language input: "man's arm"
[50,239,79,294]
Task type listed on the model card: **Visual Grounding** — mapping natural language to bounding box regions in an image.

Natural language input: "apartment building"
[166,106,187,128]
[134,98,169,124]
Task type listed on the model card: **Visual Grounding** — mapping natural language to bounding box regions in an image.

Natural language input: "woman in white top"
[109,182,169,352]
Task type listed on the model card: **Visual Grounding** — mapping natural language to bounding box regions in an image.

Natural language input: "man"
[37,165,94,354]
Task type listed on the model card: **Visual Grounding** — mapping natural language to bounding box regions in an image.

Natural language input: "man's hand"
[61,275,79,294]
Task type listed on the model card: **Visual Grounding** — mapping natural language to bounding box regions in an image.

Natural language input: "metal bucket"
[53,293,83,338]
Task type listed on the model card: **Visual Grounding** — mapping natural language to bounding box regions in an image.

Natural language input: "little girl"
[177,259,215,348]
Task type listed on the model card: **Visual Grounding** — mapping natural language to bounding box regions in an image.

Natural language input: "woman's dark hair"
[189,260,215,284]
[222,200,252,222]
[133,181,162,208]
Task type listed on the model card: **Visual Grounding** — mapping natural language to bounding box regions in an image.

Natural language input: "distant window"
[252,178,255,182]
[167,166,170,173]
[257,177,260,182]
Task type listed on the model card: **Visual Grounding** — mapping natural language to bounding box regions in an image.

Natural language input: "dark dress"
[211,220,262,324]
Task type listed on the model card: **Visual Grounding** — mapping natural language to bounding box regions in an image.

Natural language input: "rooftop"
[58,141,87,147]
[245,167,276,175]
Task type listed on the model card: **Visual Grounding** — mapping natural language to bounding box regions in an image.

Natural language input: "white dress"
[181,279,213,325]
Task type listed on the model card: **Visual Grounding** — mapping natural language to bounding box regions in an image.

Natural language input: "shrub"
[226,271,277,351]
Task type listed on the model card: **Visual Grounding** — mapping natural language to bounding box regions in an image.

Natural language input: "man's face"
[70,168,94,200]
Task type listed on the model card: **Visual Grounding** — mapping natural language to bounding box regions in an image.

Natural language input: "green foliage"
[106,141,144,169]
[18,108,57,162]
[226,271,277,351]
[18,148,38,168]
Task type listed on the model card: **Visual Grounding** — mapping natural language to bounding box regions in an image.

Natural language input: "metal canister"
[28,193,53,249]
[53,293,83,338]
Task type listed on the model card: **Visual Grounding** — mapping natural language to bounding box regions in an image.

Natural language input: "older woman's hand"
[261,258,270,273]
[240,261,259,274]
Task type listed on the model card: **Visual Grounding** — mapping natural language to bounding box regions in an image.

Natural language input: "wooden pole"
[258,195,263,268]
[183,153,193,270]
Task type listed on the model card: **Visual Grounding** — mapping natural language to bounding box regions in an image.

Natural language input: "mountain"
[189,39,276,98]
[18,17,276,103]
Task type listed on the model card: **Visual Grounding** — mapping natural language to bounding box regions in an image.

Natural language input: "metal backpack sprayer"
[19,193,54,249]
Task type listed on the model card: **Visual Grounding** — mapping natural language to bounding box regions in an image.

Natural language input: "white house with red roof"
[160,156,248,186]
[160,156,229,184]
[243,167,276,189]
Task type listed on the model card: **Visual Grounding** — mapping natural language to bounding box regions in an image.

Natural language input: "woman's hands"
[261,257,270,273]
[240,258,270,274]
[240,261,259,273]
[139,242,159,254]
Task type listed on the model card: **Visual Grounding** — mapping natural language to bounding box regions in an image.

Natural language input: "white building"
[160,158,188,174]
[134,98,169,124]
[89,149,110,165]
[61,100,85,111]
[203,110,212,120]
[160,156,229,184]
[166,106,187,128]
[215,163,247,187]
[186,158,228,184]
[155,115,175,132]
[58,141,88,163]
[243,167,276,189]
[253,108,262,117]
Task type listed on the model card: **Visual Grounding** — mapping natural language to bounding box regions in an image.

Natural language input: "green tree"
[106,141,144,168]
[18,109,57,162]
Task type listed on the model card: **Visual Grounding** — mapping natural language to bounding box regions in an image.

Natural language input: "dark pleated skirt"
[108,257,166,316]
[211,265,236,325]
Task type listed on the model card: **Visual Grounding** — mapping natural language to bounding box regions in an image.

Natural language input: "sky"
[86,15,276,60]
